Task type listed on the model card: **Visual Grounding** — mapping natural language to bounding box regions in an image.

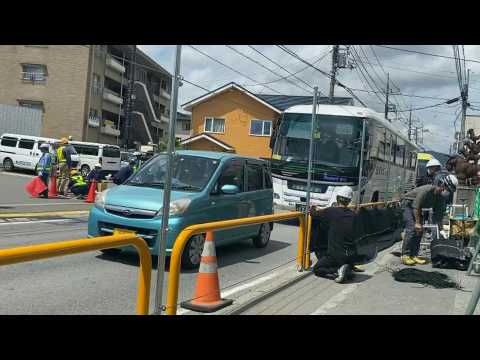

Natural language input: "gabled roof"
[182,82,283,114]
[180,132,234,151]
[181,81,354,114]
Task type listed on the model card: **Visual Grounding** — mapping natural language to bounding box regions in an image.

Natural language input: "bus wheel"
[2,158,14,171]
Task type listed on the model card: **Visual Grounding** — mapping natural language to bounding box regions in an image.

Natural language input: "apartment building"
[0,45,172,148]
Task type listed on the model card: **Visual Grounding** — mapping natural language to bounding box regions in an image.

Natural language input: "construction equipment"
[85,180,97,203]
[419,208,439,257]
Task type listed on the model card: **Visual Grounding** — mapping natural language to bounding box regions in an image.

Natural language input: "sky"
[138,45,480,154]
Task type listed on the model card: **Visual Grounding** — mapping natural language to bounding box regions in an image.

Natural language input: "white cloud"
[139,44,478,154]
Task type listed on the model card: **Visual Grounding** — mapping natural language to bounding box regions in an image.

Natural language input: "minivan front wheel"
[252,223,271,248]
[182,234,205,269]
[3,158,14,171]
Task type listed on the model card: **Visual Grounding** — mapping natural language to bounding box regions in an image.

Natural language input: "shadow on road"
[95,239,291,273]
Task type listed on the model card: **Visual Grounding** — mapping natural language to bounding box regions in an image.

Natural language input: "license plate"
[295,204,306,213]
[113,228,136,235]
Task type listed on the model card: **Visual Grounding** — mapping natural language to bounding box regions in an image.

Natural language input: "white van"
[0,133,60,171]
[69,141,121,177]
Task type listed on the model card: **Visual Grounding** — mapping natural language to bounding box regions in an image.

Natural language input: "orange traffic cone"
[48,174,58,198]
[180,231,233,313]
[85,180,97,203]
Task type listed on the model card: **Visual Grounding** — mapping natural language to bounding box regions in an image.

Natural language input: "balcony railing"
[106,55,126,74]
[160,89,171,100]
[88,116,100,128]
[21,72,46,82]
[103,88,123,105]
[101,124,121,137]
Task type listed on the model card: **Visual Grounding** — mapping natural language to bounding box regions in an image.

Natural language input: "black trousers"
[401,204,439,257]
[39,174,49,198]
[71,184,88,196]
[313,255,342,278]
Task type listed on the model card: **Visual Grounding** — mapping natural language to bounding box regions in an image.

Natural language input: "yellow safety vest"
[71,175,86,187]
[57,147,66,163]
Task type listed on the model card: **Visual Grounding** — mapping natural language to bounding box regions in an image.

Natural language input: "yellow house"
[181,82,283,159]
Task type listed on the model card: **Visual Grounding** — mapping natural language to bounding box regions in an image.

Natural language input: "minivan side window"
[18,139,35,150]
[1,137,18,147]
[102,146,120,158]
[73,145,99,156]
[216,160,244,193]
[246,163,264,192]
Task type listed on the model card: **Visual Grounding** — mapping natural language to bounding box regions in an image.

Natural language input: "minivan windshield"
[126,154,220,191]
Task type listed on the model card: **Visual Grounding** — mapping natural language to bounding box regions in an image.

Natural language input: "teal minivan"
[88,150,274,268]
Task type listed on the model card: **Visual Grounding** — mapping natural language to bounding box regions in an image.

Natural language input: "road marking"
[177,270,286,315]
[0,172,34,178]
[0,218,82,226]
[0,210,90,218]
[310,244,399,315]
[0,202,90,207]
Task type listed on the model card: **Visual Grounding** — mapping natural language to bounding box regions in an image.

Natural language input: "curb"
[225,270,314,315]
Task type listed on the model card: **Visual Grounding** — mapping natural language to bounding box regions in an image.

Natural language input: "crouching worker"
[68,169,89,199]
[401,172,458,266]
[311,186,358,283]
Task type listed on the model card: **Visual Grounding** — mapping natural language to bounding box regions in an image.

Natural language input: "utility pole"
[384,73,390,121]
[408,108,412,141]
[329,45,339,104]
[124,45,137,150]
[304,86,318,270]
[461,69,470,140]
[154,45,182,315]
[414,126,418,144]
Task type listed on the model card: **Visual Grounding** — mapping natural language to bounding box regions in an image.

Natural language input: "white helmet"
[337,186,353,200]
[426,158,441,168]
[39,143,50,149]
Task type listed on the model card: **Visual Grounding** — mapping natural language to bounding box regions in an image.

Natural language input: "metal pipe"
[356,118,367,206]
[154,45,182,315]
[164,211,304,315]
[0,232,152,315]
[304,87,318,270]
[304,214,313,269]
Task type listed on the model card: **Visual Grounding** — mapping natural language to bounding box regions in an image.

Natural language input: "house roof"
[181,81,354,113]
[182,82,283,114]
[180,132,235,151]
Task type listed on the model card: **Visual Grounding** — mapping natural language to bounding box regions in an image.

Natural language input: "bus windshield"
[273,113,363,168]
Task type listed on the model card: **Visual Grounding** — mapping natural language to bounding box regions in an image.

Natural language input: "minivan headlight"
[156,198,192,217]
[95,189,109,209]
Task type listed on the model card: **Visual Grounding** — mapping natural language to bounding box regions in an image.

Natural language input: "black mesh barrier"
[310,205,403,265]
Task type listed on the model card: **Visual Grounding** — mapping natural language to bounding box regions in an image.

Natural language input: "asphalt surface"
[0,170,93,213]
[0,215,301,315]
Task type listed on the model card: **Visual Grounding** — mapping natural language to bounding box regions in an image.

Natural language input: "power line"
[224,45,313,94]
[375,45,480,65]
[240,48,331,87]
[246,45,326,93]
[187,45,284,95]
[275,45,368,107]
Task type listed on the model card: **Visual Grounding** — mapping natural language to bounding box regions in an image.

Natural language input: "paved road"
[0,170,93,213]
[0,216,301,315]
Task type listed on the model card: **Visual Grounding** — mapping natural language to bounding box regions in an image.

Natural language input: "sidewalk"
[236,243,480,315]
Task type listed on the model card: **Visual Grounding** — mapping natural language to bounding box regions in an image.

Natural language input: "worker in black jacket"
[113,159,135,185]
[311,186,358,283]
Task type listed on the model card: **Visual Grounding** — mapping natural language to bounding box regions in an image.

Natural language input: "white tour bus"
[0,133,79,171]
[69,141,121,176]
[270,104,420,210]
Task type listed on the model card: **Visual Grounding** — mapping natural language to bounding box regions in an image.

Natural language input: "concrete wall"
[0,103,42,136]
[190,89,279,158]
[0,45,91,141]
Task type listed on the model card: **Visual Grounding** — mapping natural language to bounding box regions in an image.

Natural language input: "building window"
[137,69,146,83]
[92,74,102,96]
[182,122,191,131]
[204,117,225,133]
[18,100,45,112]
[21,64,47,82]
[250,120,272,136]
